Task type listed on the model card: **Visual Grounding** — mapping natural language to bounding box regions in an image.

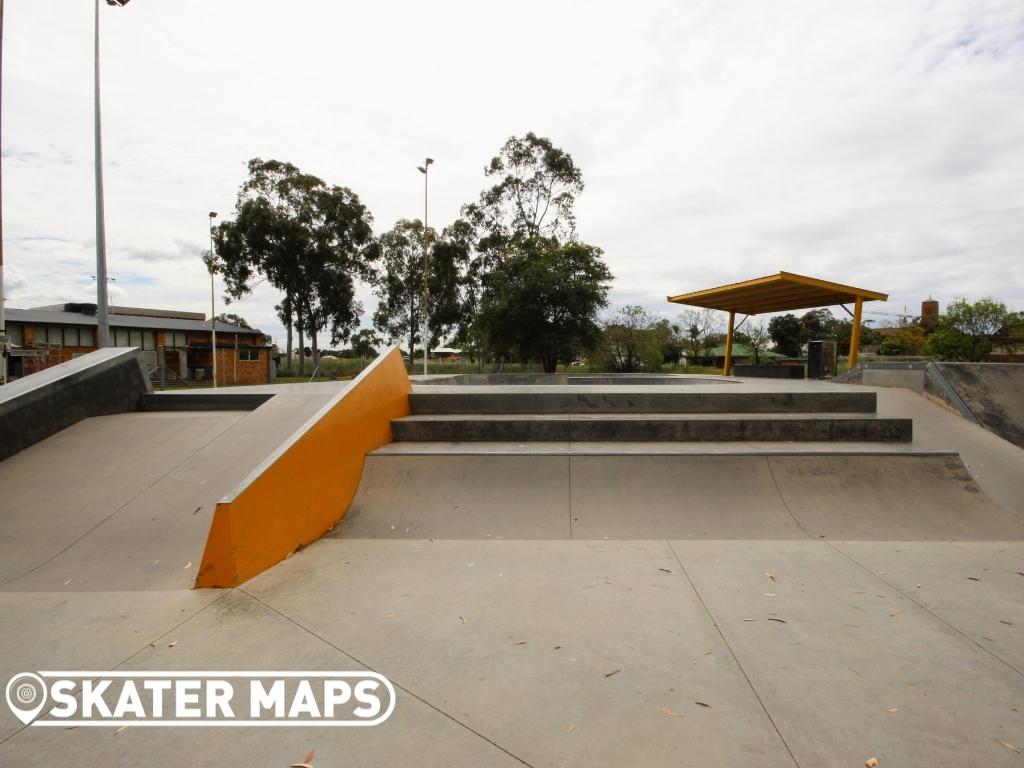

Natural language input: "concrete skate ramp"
[0,390,338,591]
[933,363,1024,447]
[334,453,1024,542]
[0,347,150,461]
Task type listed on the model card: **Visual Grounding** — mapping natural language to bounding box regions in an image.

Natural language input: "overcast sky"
[2,0,1022,346]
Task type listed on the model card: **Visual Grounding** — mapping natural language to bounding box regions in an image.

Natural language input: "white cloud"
[2,0,1022,346]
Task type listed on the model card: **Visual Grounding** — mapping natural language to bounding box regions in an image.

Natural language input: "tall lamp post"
[416,157,433,376]
[94,0,130,348]
[208,212,218,388]
[1,0,7,384]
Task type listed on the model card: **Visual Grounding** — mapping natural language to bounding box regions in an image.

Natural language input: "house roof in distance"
[6,303,262,336]
[668,271,887,315]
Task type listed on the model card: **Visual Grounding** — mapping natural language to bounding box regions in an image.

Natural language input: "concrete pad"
[0,588,221,740]
[334,455,570,539]
[768,454,1024,541]
[570,455,803,540]
[1,392,336,591]
[0,590,527,768]
[833,541,1024,670]
[673,540,1024,767]
[244,539,795,767]
[0,412,243,584]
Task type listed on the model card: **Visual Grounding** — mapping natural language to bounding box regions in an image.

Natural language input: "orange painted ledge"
[195,346,411,588]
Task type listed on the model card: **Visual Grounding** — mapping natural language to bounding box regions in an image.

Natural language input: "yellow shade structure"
[667,271,888,374]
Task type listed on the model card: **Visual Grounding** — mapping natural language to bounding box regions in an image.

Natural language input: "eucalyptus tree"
[213,158,377,375]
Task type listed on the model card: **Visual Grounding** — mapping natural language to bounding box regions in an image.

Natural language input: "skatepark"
[0,345,1022,767]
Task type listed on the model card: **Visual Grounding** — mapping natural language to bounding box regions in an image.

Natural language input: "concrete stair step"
[409,389,877,415]
[391,413,912,443]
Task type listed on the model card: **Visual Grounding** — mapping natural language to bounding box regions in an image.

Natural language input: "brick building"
[3,304,273,385]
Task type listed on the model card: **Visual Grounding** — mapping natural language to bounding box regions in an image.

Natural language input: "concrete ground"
[0,377,1021,766]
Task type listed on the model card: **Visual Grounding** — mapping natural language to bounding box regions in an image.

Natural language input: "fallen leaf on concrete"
[890,608,903,618]
[743,618,758,622]
[605,669,620,678]
[659,568,672,573]
[865,759,879,767]
[467,563,475,567]
[64,579,73,586]
[694,700,711,708]
[886,708,898,713]
[983,635,994,641]
[662,707,684,718]
[767,618,788,623]
[565,723,576,733]
[115,725,127,735]
[182,561,192,570]
[149,642,156,648]
[289,749,315,767]
[193,507,202,515]
[999,741,1020,753]
[458,616,466,623]
[554,645,562,650]
[762,592,777,597]
[966,576,980,581]
[1016,571,1024,577]
[168,640,177,647]
[513,640,527,645]
[999,620,1013,626]
[382,613,396,620]
[765,572,777,581]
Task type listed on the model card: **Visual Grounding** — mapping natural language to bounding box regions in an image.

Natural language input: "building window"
[142,331,155,351]
[31,326,46,346]
[8,324,23,347]
[239,347,260,361]
[129,329,143,348]
[64,327,80,347]
[79,328,95,347]
[166,332,187,348]
[48,327,64,345]
[114,329,130,347]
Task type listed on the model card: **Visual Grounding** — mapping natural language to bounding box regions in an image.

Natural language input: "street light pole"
[208,212,218,389]
[93,0,129,347]
[1,0,7,384]
[416,157,433,376]
[93,0,111,347]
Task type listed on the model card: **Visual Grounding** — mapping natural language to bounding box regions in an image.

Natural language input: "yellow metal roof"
[666,271,887,315]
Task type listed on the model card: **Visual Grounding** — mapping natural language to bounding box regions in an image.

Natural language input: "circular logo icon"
[5,673,48,725]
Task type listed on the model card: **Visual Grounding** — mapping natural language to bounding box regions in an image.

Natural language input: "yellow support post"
[849,296,863,368]
[723,310,735,376]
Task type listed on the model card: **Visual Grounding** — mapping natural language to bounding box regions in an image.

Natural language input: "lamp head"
[209,211,218,219]
[425,158,434,166]
[417,167,426,174]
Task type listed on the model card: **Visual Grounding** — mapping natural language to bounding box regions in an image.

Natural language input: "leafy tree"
[678,308,721,365]
[769,313,804,357]
[348,328,381,358]
[372,219,472,362]
[651,318,683,365]
[215,313,252,329]
[475,238,611,373]
[213,158,377,375]
[598,305,663,373]
[462,132,584,260]
[746,318,771,364]
[372,219,435,362]
[924,297,1019,361]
